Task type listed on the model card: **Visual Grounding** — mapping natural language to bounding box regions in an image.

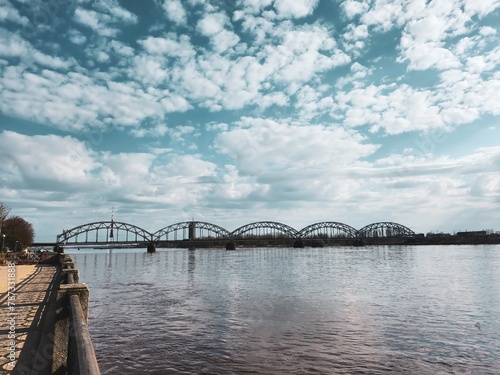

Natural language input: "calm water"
[68,245,500,374]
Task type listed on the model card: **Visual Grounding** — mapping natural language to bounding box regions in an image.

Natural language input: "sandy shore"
[0,264,37,294]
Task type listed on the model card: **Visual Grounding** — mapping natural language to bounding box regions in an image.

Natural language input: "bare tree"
[0,202,10,230]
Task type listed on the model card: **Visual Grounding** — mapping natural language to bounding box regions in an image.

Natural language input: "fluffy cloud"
[73,1,137,37]
[214,118,378,201]
[197,12,240,52]
[73,9,119,37]
[0,59,197,132]
[0,131,99,191]
[0,28,74,70]
[162,0,187,25]
[0,131,221,235]
[273,0,319,19]
[0,2,29,25]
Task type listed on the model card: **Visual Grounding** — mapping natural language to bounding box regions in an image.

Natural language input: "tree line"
[1,202,35,251]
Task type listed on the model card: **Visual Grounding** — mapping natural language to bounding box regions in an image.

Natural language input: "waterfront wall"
[52,254,100,375]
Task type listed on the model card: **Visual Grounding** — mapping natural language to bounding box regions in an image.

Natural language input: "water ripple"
[70,245,500,374]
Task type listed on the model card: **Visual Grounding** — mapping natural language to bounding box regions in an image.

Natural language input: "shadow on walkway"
[0,265,60,375]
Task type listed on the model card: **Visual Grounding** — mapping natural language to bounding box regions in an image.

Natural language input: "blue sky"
[0,0,499,241]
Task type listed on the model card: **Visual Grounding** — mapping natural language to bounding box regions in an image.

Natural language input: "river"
[68,245,500,374]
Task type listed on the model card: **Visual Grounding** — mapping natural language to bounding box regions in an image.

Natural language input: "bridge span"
[36,220,417,251]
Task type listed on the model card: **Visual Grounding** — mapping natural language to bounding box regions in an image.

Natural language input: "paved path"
[0,265,59,375]
[0,265,37,295]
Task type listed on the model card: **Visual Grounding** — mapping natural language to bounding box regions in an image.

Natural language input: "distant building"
[456,231,487,237]
[426,232,451,238]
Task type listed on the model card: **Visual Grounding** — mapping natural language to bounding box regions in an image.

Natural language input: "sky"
[0,0,499,242]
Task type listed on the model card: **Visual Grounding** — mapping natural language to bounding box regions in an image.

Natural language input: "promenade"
[0,264,59,374]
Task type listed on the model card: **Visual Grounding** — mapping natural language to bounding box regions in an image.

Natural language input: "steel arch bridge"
[153,221,232,241]
[357,222,415,238]
[299,222,358,239]
[51,220,417,249]
[57,221,153,244]
[231,221,299,239]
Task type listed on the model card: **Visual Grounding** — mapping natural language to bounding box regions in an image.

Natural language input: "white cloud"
[361,1,405,32]
[407,16,450,43]
[464,0,500,17]
[73,8,119,37]
[0,131,99,190]
[197,12,240,52]
[168,125,196,141]
[197,12,227,36]
[479,26,497,36]
[99,0,138,24]
[273,0,319,19]
[0,29,74,70]
[108,40,134,57]
[241,0,273,14]
[0,131,220,221]
[0,65,185,132]
[334,84,445,134]
[210,29,241,52]
[162,0,187,25]
[130,124,169,138]
[214,117,377,183]
[73,1,137,37]
[0,2,29,25]
[398,33,461,71]
[138,34,195,59]
[160,93,193,112]
[294,85,334,119]
[99,152,156,189]
[67,29,87,45]
[342,0,369,18]
[132,54,169,84]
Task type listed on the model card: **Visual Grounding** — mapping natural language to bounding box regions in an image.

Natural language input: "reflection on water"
[69,245,500,374]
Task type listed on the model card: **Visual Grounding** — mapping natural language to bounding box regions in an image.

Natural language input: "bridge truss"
[57,221,153,244]
[153,221,232,241]
[357,222,416,238]
[231,221,299,239]
[299,222,358,239]
[55,220,416,246]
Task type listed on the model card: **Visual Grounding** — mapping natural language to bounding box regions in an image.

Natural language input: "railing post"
[52,283,90,374]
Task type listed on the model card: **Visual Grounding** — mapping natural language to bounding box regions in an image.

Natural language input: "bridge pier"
[147,243,156,253]
[293,240,304,248]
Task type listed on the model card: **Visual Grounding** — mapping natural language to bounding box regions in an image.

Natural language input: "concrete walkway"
[0,265,59,375]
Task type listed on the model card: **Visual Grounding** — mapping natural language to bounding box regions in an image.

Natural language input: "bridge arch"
[57,221,153,244]
[153,221,231,241]
[357,222,415,238]
[231,221,299,239]
[299,222,358,239]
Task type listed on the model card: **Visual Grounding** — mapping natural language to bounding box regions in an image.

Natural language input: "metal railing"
[69,294,101,375]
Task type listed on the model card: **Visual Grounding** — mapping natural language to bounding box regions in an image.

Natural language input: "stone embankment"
[0,252,100,375]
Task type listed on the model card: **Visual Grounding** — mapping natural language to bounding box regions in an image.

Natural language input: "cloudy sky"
[0,0,499,241]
